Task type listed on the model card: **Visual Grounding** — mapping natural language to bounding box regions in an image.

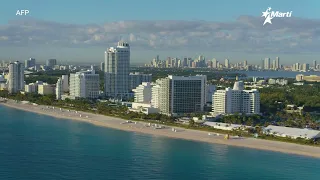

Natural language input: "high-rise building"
[313,60,317,69]
[151,75,207,116]
[90,65,97,71]
[243,60,248,67]
[217,62,221,68]
[24,59,31,69]
[212,58,217,68]
[207,60,213,68]
[264,58,270,70]
[104,41,130,99]
[206,84,216,103]
[187,58,193,67]
[182,58,188,67]
[225,59,230,68]
[8,61,24,94]
[129,72,152,91]
[275,57,280,69]
[294,63,300,71]
[302,63,309,72]
[46,59,57,68]
[212,82,260,114]
[70,70,100,99]
[24,58,36,69]
[61,75,69,92]
[272,60,276,70]
[56,78,63,100]
[132,82,152,103]
[151,84,160,108]
[212,89,232,113]
[29,58,36,67]
[100,62,105,71]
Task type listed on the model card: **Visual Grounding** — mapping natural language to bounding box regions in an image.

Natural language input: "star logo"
[262,7,272,25]
[261,7,292,26]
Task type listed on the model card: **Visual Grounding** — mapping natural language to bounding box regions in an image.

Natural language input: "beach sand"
[1,99,320,158]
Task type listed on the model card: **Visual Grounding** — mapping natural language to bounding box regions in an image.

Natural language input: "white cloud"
[0,36,9,40]
[1,16,320,54]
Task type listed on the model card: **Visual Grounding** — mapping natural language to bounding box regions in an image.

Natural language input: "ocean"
[0,105,319,180]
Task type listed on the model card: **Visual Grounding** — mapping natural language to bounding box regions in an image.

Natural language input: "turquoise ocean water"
[0,105,319,180]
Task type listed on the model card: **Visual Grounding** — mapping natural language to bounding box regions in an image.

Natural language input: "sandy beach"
[1,99,320,158]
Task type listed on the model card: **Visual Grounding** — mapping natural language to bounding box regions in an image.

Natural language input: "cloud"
[1,16,320,53]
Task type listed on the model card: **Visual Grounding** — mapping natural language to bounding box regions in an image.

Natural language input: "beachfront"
[1,99,320,158]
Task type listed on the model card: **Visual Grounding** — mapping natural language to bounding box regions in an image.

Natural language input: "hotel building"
[212,81,260,114]
[132,82,152,103]
[104,41,130,99]
[151,75,207,116]
[69,70,100,99]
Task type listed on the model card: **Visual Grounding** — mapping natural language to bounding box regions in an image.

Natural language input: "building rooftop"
[264,125,320,139]
[204,122,252,129]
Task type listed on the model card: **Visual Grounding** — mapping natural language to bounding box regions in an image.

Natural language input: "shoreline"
[1,100,320,158]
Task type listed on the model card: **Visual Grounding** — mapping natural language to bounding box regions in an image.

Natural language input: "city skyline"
[1,0,320,64]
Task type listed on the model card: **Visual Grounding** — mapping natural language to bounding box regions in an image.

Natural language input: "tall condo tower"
[8,61,24,94]
[264,58,270,70]
[104,41,130,99]
[275,57,280,69]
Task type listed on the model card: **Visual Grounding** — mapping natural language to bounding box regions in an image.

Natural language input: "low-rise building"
[132,82,152,103]
[268,78,288,86]
[253,77,265,82]
[25,83,37,93]
[296,74,320,82]
[285,104,304,114]
[129,102,159,115]
[204,122,252,131]
[263,125,320,139]
[38,83,55,95]
[0,83,7,90]
[0,74,7,90]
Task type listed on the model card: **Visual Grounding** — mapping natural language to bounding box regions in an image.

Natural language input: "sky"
[0,0,320,65]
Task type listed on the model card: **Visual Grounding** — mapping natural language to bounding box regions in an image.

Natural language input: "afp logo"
[16,10,30,16]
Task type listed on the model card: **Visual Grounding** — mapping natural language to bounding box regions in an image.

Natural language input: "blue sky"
[1,0,319,23]
[0,0,320,64]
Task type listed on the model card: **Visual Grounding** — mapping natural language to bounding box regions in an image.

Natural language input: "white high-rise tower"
[8,61,24,94]
[264,58,270,70]
[225,59,230,68]
[56,78,62,100]
[275,57,280,69]
[104,41,130,99]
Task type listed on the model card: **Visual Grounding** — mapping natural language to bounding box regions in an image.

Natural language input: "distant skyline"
[1,0,320,64]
